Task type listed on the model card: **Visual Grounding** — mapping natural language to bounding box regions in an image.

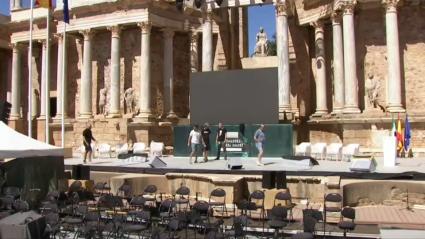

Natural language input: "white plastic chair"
[97,143,112,158]
[311,143,327,160]
[117,143,129,155]
[342,144,360,162]
[133,142,147,154]
[327,143,343,161]
[295,142,312,156]
[150,141,164,157]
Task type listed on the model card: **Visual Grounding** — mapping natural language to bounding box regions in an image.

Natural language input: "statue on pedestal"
[254,27,269,57]
[99,87,107,115]
[124,88,135,114]
[365,72,386,112]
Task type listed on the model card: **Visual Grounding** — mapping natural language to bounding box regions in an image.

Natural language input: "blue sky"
[0,1,275,55]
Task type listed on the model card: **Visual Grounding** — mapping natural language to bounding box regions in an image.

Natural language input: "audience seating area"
[0,182,358,238]
[295,142,360,162]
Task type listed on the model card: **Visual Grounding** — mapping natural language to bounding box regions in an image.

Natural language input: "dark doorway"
[50,97,57,118]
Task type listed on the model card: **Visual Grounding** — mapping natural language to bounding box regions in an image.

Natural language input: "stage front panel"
[190,68,278,125]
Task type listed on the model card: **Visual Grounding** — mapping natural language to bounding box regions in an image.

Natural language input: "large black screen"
[190,68,278,125]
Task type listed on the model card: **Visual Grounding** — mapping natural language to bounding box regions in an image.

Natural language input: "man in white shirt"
[187,125,202,164]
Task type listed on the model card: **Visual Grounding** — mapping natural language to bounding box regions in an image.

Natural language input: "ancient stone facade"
[1,0,425,155]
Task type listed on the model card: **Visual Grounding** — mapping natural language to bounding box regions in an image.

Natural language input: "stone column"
[39,40,49,119]
[79,29,94,118]
[312,21,328,115]
[384,0,404,112]
[108,25,121,117]
[10,43,22,119]
[138,22,153,119]
[342,2,360,113]
[10,0,22,10]
[202,11,213,72]
[332,12,345,114]
[55,34,68,118]
[275,2,291,114]
[190,31,199,73]
[163,29,177,119]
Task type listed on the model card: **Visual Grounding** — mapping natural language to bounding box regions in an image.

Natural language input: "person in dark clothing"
[201,123,211,162]
[215,122,227,160]
[83,124,96,163]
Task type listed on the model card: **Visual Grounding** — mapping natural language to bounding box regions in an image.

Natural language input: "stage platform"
[65,156,425,180]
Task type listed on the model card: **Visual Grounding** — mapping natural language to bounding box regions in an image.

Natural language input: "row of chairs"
[78,141,165,158]
[295,142,360,161]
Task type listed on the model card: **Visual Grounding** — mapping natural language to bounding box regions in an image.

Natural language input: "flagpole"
[61,21,66,148]
[28,0,34,138]
[45,8,51,144]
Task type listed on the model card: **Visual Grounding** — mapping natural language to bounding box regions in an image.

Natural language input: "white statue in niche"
[365,73,382,108]
[254,27,269,57]
[124,87,135,114]
[99,87,107,115]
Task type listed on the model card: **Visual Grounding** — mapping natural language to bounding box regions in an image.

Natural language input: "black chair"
[191,200,212,238]
[117,183,133,203]
[68,180,83,194]
[338,207,356,238]
[223,214,249,239]
[2,186,21,199]
[142,184,158,207]
[267,206,287,238]
[158,198,176,223]
[81,210,104,238]
[174,186,190,211]
[62,205,88,238]
[209,188,228,217]
[247,190,265,219]
[93,182,109,197]
[291,215,317,239]
[323,192,342,235]
[44,213,61,239]
[122,210,152,239]
[274,190,296,222]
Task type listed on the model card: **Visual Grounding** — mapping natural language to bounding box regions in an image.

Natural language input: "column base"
[78,112,93,119]
[53,114,69,121]
[387,105,405,113]
[312,110,328,117]
[279,105,291,113]
[9,114,21,121]
[343,106,361,114]
[107,112,122,118]
[166,111,178,119]
[331,107,344,115]
[136,111,155,122]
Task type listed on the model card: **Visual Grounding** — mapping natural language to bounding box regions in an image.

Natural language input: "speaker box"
[72,165,90,180]
[227,158,243,169]
[262,171,276,189]
[349,158,376,172]
[275,171,287,189]
[150,157,167,168]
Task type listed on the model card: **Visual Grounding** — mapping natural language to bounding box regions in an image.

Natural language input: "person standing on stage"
[201,123,211,162]
[83,124,96,163]
[188,125,202,164]
[254,124,266,166]
[215,122,227,160]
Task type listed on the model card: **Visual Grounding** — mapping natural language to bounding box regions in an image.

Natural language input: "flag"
[391,115,396,137]
[404,114,411,152]
[63,0,70,24]
[35,0,52,8]
[396,116,404,153]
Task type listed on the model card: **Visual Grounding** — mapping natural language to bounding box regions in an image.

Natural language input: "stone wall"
[0,49,11,103]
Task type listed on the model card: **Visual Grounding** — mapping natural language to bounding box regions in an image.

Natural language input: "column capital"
[108,25,122,38]
[310,20,324,29]
[80,29,94,40]
[190,31,198,44]
[138,21,152,34]
[382,0,400,12]
[275,2,288,17]
[331,11,343,24]
[342,0,357,15]
[12,42,23,52]
[162,29,175,39]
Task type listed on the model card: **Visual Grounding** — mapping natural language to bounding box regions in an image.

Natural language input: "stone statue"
[124,88,135,114]
[365,73,380,107]
[254,27,269,57]
[99,87,107,115]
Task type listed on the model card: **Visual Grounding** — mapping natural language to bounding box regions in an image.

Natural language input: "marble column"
[163,29,177,119]
[190,31,199,73]
[342,3,360,113]
[202,11,213,72]
[138,22,153,119]
[39,40,49,119]
[275,3,291,113]
[384,0,404,112]
[56,34,68,118]
[332,12,345,114]
[10,43,22,119]
[10,0,22,10]
[108,25,121,117]
[79,29,94,118]
[312,21,328,115]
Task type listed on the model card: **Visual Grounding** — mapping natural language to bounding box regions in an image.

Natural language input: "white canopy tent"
[0,122,63,159]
